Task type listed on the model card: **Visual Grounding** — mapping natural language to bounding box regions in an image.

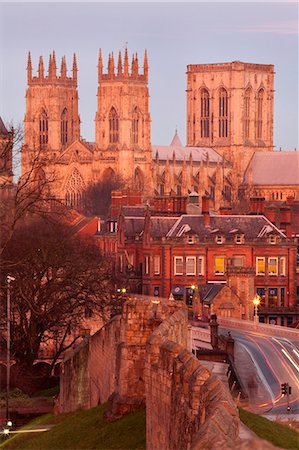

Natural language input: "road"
[220,326,299,417]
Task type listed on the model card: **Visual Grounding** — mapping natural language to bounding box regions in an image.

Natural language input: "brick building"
[96,195,298,326]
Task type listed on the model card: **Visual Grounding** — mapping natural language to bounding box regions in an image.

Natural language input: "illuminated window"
[200,88,210,138]
[174,257,183,276]
[256,288,265,306]
[39,109,48,145]
[109,107,119,143]
[154,255,160,275]
[214,256,225,275]
[268,288,278,307]
[61,108,68,145]
[256,257,265,275]
[268,257,278,275]
[186,257,196,275]
[219,88,228,138]
[198,256,205,275]
[280,257,286,276]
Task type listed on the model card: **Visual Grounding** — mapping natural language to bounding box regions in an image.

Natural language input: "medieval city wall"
[59,315,121,412]
[145,308,240,450]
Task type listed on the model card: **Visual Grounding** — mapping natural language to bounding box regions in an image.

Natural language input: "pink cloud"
[240,20,298,35]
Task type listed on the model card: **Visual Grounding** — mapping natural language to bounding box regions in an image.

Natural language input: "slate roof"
[199,284,224,304]
[243,151,299,186]
[122,206,148,217]
[124,216,177,238]
[166,214,287,240]
[152,132,223,163]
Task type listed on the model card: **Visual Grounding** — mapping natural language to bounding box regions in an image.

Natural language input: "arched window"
[244,88,251,139]
[39,109,48,146]
[65,168,85,209]
[200,89,210,138]
[109,107,119,144]
[257,89,264,139]
[218,88,228,138]
[132,107,139,144]
[61,108,68,145]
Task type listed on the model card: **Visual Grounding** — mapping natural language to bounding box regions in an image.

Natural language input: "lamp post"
[253,294,260,324]
[6,275,15,425]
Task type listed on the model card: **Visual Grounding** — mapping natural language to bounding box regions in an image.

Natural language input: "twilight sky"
[0,1,298,150]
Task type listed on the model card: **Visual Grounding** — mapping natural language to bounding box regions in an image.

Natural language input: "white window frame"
[154,255,160,275]
[269,235,277,244]
[235,234,244,244]
[186,256,196,275]
[174,256,183,276]
[214,256,225,275]
[198,256,205,275]
[280,257,286,276]
[216,235,224,244]
[268,257,278,276]
[256,257,265,275]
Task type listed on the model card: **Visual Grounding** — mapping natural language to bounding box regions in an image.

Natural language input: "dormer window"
[188,235,195,244]
[268,235,277,244]
[235,234,244,244]
[109,221,117,233]
[216,235,224,244]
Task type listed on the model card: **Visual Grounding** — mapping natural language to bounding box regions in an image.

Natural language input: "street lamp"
[6,275,15,425]
[253,294,260,324]
[151,298,160,319]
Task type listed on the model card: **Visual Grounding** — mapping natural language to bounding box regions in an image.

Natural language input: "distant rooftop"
[0,117,9,136]
[243,151,299,186]
[153,131,223,163]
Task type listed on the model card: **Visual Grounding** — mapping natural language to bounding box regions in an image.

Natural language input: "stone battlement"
[59,296,280,450]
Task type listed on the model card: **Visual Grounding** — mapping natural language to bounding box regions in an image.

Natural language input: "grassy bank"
[239,408,299,450]
[0,404,146,450]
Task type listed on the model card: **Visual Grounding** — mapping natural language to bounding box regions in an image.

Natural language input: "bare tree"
[0,218,122,377]
[83,175,124,217]
[0,122,66,259]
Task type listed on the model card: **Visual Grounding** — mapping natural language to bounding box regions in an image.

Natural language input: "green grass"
[0,404,146,450]
[32,386,59,398]
[239,408,299,450]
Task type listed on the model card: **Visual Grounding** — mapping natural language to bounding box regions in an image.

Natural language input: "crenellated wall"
[146,308,239,450]
[59,296,279,450]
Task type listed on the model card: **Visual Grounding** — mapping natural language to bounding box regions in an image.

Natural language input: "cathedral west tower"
[95,48,152,192]
[22,51,80,175]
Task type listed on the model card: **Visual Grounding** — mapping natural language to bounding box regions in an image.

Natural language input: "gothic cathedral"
[21,50,277,212]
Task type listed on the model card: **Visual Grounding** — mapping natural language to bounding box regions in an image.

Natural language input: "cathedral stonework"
[22,51,297,212]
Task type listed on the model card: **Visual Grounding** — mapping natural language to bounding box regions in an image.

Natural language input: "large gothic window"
[244,88,251,139]
[218,88,228,138]
[109,107,119,144]
[257,89,264,139]
[132,107,139,144]
[61,108,68,145]
[39,109,48,146]
[200,89,210,138]
[65,168,85,209]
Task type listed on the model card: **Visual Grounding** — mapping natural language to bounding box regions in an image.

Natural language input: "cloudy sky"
[0,1,298,149]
